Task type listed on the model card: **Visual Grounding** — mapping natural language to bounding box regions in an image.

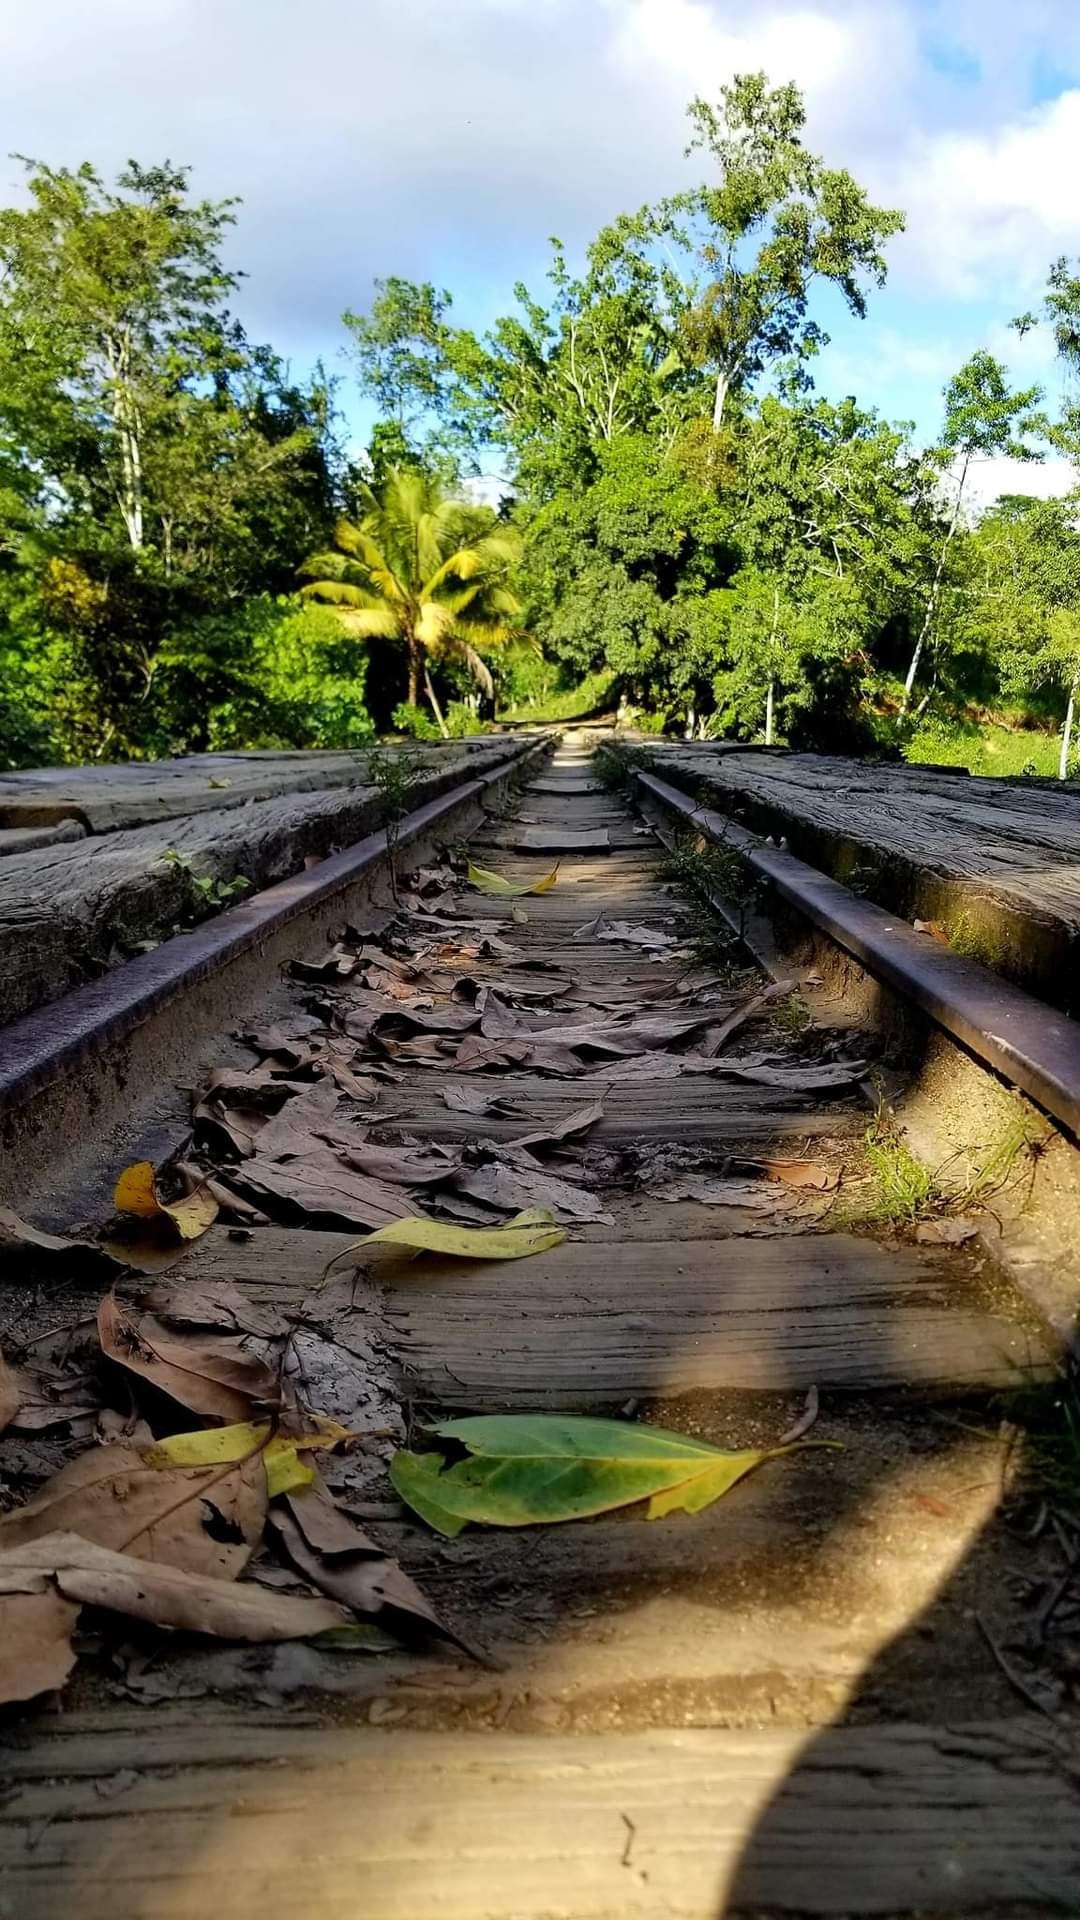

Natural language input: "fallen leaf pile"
[0,1277,460,1707]
[0,846,863,1707]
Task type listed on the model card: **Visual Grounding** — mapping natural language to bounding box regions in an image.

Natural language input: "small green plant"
[158,849,252,924]
[391,701,441,742]
[659,827,761,945]
[856,1115,937,1225]
[591,740,655,794]
[365,747,424,901]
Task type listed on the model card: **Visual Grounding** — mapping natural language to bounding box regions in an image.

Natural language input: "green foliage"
[157,849,252,924]
[857,1117,937,1225]
[390,701,440,740]
[300,468,522,728]
[499,669,616,723]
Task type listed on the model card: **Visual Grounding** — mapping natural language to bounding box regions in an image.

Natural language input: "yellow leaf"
[342,1208,566,1265]
[264,1443,316,1498]
[113,1161,218,1242]
[467,862,559,898]
[143,1417,350,1498]
[113,1161,163,1220]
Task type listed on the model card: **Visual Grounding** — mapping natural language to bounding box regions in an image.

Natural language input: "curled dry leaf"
[114,1161,218,1242]
[97,1294,279,1423]
[507,1099,605,1152]
[329,1207,566,1271]
[0,1589,80,1705]
[267,1482,463,1650]
[695,980,797,1059]
[0,1204,126,1277]
[0,1351,21,1434]
[453,1162,612,1225]
[0,1442,266,1580]
[750,1158,841,1193]
[0,1531,349,1641]
[913,1216,980,1246]
[467,861,559,898]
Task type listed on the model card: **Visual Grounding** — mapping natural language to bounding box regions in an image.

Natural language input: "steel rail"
[0,736,546,1123]
[637,768,1080,1140]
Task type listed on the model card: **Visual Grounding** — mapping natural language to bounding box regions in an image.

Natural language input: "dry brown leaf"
[144,1279,287,1339]
[913,1217,980,1245]
[507,1100,605,1152]
[714,1061,866,1091]
[442,1084,501,1115]
[0,1351,21,1434]
[227,1143,418,1231]
[751,1158,841,1193]
[454,1161,613,1224]
[695,980,797,1058]
[0,1589,79,1705]
[335,1138,459,1187]
[97,1294,279,1422]
[268,1483,462,1648]
[645,1176,797,1210]
[0,1443,266,1579]
[0,1205,125,1277]
[0,1532,349,1640]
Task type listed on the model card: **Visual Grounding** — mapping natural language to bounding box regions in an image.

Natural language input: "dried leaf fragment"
[97,1294,279,1422]
[0,1532,349,1640]
[114,1162,218,1242]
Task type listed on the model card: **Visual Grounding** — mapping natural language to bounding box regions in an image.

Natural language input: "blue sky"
[2,0,1080,501]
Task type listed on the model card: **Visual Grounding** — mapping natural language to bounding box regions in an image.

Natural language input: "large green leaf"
[390,1413,805,1535]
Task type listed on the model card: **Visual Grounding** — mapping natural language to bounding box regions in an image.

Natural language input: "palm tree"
[299,469,523,734]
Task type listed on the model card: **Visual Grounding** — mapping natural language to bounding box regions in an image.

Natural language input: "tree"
[972,497,1080,778]
[664,74,904,428]
[900,352,1043,714]
[0,158,339,757]
[299,469,522,732]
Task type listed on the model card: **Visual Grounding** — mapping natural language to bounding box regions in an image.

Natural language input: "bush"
[147,598,375,754]
[390,702,441,741]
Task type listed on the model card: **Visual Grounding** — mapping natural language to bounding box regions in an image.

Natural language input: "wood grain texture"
[0,1712,1075,1918]
[648,744,1080,1010]
[0,740,518,1025]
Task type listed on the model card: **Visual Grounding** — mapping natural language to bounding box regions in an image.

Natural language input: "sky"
[3,0,1080,503]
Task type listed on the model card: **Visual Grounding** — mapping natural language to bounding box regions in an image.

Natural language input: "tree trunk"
[901,450,970,717]
[712,367,730,432]
[424,669,450,740]
[1060,674,1078,781]
[407,639,420,707]
[105,329,144,551]
[765,675,775,747]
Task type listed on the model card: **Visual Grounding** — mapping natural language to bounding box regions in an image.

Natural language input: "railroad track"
[0,734,1078,1918]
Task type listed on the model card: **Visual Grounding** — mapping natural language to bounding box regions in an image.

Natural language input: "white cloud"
[1,0,1080,439]
[888,88,1080,298]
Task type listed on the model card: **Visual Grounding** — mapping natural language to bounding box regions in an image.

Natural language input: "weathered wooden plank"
[649,744,1080,1010]
[0,740,520,1026]
[180,1228,1051,1397]
[0,1714,1075,1919]
[373,1235,1051,1399]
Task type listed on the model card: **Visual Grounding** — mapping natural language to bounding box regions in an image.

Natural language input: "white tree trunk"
[765,675,775,747]
[105,330,144,550]
[424,668,450,739]
[1060,675,1078,781]
[712,366,730,432]
[901,450,970,717]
